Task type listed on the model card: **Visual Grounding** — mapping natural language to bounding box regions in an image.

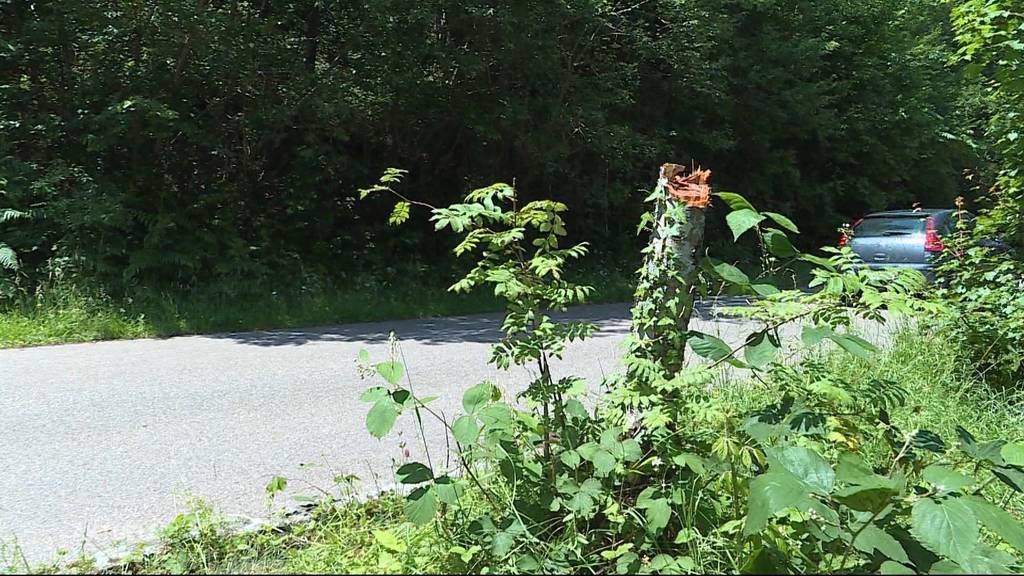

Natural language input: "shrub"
[355,172,1024,574]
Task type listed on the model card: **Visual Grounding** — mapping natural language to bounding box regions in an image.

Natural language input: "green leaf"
[366,400,398,439]
[357,349,370,364]
[359,387,389,403]
[433,476,465,505]
[636,493,672,534]
[854,524,909,564]
[923,465,972,493]
[962,495,1024,554]
[712,261,751,286]
[880,560,916,574]
[910,429,948,453]
[1001,443,1024,467]
[911,498,979,563]
[993,465,1024,493]
[745,331,780,370]
[451,415,479,445]
[833,476,901,513]
[373,529,406,553]
[764,229,799,258]
[688,331,740,364]
[396,462,433,484]
[828,333,878,360]
[957,427,1005,465]
[577,442,617,476]
[836,453,874,484]
[768,446,834,495]
[265,476,287,496]
[801,325,833,347]
[715,191,756,212]
[752,283,780,296]
[375,361,403,386]
[726,209,765,241]
[672,453,707,476]
[744,471,808,535]
[388,201,411,226]
[404,486,437,526]
[764,212,800,234]
[462,382,494,414]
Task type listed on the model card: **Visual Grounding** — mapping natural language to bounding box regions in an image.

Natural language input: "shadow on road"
[208,298,754,347]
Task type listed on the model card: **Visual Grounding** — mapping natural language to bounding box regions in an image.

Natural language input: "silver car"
[840,209,972,281]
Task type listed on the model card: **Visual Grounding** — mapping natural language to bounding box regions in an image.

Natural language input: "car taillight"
[839,218,863,247]
[924,216,944,253]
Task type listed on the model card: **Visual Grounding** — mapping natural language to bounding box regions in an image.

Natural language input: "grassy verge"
[8,329,1019,575]
[0,263,637,348]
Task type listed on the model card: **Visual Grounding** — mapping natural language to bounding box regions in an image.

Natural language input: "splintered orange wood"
[662,163,712,208]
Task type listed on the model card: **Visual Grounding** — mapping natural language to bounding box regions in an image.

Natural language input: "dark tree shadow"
[207,298,755,347]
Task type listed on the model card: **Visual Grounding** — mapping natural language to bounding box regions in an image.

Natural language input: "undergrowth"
[9,330,1019,575]
[0,262,636,348]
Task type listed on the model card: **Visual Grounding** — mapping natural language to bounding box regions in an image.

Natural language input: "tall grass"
[0,262,637,348]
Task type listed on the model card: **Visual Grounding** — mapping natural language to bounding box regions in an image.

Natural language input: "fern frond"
[0,209,27,224]
[0,243,18,270]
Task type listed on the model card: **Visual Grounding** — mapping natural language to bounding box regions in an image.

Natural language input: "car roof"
[864,209,953,218]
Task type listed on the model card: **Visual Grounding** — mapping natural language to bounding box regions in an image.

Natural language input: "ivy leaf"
[745,331,780,370]
[962,495,1024,554]
[744,471,808,535]
[910,498,979,564]
[396,462,433,484]
[853,524,909,564]
[764,212,800,233]
[404,485,437,526]
[452,415,480,445]
[726,209,765,241]
[375,361,403,386]
[366,399,398,439]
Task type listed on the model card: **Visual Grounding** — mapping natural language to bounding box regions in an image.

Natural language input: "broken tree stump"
[631,163,712,375]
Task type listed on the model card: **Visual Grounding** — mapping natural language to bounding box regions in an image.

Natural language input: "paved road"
[0,300,787,563]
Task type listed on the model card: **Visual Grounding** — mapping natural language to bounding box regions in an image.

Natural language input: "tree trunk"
[633,163,711,375]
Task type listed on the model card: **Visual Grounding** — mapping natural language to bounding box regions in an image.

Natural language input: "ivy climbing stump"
[632,163,712,374]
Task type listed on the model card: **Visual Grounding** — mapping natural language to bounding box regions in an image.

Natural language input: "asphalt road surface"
[1,300,842,564]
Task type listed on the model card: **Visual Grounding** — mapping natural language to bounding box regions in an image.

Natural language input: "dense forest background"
[0,0,991,297]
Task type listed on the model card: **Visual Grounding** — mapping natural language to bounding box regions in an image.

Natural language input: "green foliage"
[941,1,1024,390]
[352,179,1024,574]
[0,0,980,302]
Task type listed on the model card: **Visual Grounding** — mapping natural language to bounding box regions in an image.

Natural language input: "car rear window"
[854,216,927,238]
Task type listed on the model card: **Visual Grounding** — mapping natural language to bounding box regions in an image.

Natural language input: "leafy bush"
[354,172,1024,574]
[941,1,1024,389]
